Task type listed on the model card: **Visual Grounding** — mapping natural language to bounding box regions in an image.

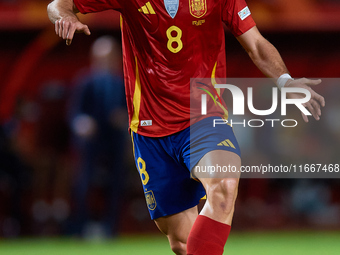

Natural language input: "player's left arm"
[236,26,325,122]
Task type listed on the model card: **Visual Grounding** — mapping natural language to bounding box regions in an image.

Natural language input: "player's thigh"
[195,150,241,224]
[194,149,241,179]
[154,205,198,244]
[196,149,241,201]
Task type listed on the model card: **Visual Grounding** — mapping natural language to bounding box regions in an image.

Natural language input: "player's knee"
[221,178,239,197]
[169,239,186,255]
[208,178,239,196]
[207,178,239,213]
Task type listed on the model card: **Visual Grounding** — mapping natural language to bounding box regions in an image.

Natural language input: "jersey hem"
[131,121,191,138]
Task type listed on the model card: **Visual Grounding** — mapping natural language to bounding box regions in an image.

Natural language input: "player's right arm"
[47,0,91,46]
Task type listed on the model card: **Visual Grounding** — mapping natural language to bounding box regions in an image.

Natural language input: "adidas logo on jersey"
[217,139,236,149]
[141,120,152,126]
[138,2,156,14]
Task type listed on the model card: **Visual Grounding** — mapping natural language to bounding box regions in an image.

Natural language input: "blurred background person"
[67,36,128,238]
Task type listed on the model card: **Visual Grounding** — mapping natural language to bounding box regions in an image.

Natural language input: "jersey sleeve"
[74,0,122,14]
[222,0,256,37]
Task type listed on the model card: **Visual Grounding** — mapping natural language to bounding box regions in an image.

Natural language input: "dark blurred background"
[0,0,339,239]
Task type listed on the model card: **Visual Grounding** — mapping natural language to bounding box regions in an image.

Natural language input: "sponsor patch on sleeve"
[238,6,251,21]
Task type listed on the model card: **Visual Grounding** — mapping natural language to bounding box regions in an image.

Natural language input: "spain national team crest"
[145,190,157,210]
[189,0,207,18]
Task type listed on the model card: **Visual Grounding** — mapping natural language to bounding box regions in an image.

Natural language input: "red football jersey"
[74,0,255,137]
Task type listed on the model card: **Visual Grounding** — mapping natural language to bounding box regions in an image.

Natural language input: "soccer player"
[47,0,325,254]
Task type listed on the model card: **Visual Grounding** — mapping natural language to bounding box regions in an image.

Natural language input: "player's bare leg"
[154,206,198,255]
[187,150,241,255]
[198,150,240,224]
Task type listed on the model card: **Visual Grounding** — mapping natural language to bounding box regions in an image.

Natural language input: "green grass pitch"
[1,232,339,255]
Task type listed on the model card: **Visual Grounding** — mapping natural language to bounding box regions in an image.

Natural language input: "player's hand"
[55,17,91,45]
[285,78,325,123]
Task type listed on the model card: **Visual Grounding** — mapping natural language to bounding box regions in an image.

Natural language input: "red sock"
[187,215,231,255]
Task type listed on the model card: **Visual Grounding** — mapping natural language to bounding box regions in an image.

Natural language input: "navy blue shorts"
[132,116,241,220]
